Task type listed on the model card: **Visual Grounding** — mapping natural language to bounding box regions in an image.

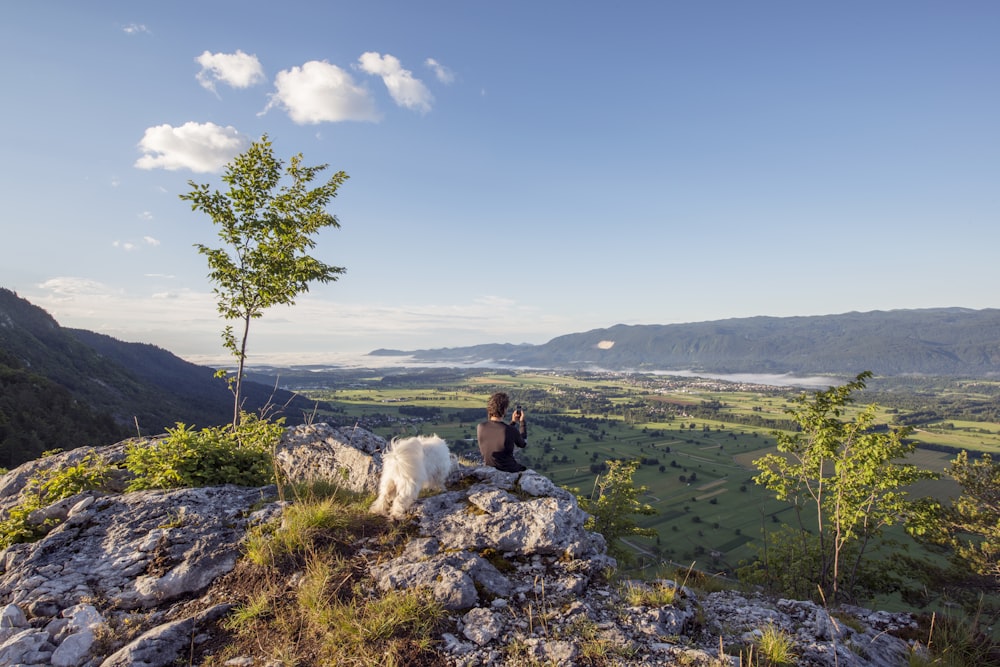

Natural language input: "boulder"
[274,422,386,492]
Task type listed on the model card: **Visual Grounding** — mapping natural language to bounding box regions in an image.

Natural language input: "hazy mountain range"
[371,307,1000,378]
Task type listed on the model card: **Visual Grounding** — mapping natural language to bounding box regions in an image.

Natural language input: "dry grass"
[194,482,449,666]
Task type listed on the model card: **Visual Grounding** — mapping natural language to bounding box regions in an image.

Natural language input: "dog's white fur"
[370,434,453,519]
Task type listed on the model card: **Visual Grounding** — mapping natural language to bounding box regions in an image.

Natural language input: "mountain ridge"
[370,307,1000,377]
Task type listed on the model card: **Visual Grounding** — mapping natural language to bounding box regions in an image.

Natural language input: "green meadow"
[295,369,997,583]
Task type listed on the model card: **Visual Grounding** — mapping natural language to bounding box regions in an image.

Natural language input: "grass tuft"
[207,479,447,666]
[620,579,681,606]
[754,623,797,666]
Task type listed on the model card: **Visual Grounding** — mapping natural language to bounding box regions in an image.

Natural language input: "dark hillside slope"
[375,308,1000,377]
[0,288,325,466]
[0,289,165,424]
[0,347,126,468]
[69,329,321,427]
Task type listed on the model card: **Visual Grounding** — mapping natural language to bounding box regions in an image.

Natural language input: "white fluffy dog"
[370,434,453,519]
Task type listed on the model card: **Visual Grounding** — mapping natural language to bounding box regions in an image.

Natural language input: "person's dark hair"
[487,392,509,419]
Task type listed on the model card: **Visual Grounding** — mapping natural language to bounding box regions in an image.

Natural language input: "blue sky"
[2,2,998,365]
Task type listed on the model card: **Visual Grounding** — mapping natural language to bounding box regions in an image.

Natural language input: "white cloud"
[255,294,542,349]
[425,58,455,84]
[24,279,561,363]
[111,237,159,251]
[38,277,116,299]
[138,211,153,221]
[358,52,433,113]
[264,60,379,124]
[25,282,237,358]
[195,50,265,93]
[474,295,516,308]
[122,23,149,35]
[134,122,248,173]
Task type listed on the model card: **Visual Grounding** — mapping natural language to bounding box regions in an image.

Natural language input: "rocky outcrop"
[0,424,926,666]
[274,422,386,493]
[370,465,614,612]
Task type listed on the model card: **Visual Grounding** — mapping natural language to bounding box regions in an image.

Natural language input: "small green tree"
[750,371,936,602]
[180,135,347,426]
[911,451,999,584]
[577,458,656,564]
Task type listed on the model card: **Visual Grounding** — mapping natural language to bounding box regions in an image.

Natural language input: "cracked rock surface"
[0,424,924,666]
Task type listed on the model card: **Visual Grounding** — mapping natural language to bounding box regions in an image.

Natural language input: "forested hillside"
[0,288,324,467]
[0,347,126,468]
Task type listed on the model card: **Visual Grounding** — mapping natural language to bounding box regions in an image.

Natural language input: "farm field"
[290,368,998,580]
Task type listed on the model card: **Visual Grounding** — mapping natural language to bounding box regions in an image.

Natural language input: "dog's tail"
[384,436,425,480]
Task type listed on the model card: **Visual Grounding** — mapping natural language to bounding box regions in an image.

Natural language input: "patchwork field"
[292,369,997,581]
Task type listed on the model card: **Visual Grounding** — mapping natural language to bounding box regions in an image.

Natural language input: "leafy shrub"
[575,458,656,563]
[0,452,113,549]
[125,413,282,491]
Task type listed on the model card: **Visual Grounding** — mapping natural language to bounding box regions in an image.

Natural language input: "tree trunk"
[233,314,252,429]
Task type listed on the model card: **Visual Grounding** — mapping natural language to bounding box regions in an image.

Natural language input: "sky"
[2,2,998,367]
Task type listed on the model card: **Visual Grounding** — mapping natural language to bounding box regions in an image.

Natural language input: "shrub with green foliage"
[0,415,285,549]
[0,452,114,549]
[575,458,656,563]
[125,413,282,491]
[910,451,999,584]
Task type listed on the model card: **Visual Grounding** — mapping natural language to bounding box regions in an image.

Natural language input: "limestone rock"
[370,466,613,612]
[0,485,276,614]
[99,604,232,667]
[274,422,385,492]
[0,424,929,667]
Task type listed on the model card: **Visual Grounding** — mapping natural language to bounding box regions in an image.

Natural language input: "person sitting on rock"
[477,392,527,473]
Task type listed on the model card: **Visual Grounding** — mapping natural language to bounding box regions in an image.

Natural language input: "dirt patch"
[695,488,727,502]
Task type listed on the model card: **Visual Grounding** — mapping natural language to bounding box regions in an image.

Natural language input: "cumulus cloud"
[123,23,149,35]
[264,60,379,124]
[425,58,455,84]
[195,50,265,93]
[134,122,248,172]
[358,51,434,113]
[358,52,433,113]
[112,236,159,250]
[138,211,153,221]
